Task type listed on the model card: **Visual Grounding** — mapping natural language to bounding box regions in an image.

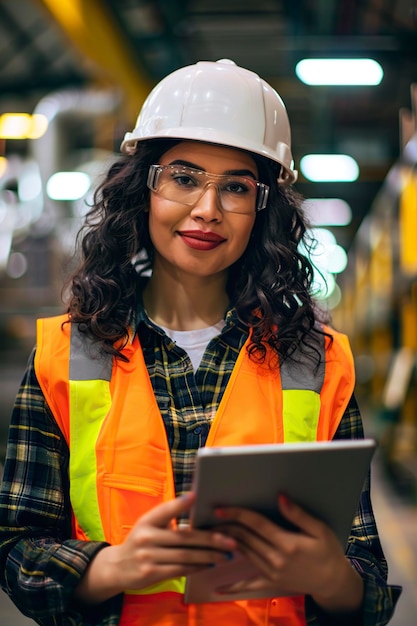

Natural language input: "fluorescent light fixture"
[0,113,48,139]
[309,227,337,247]
[299,227,348,294]
[18,168,43,202]
[308,228,348,274]
[0,156,7,178]
[46,172,91,201]
[311,270,336,300]
[7,252,28,279]
[0,113,32,138]
[303,198,352,226]
[317,242,348,274]
[0,231,13,270]
[307,228,349,273]
[295,58,383,85]
[300,154,359,182]
[326,282,342,309]
[28,114,49,139]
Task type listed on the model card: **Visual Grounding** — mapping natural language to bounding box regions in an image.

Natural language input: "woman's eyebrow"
[167,159,257,179]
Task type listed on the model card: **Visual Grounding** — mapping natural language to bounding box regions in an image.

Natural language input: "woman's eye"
[224,180,250,194]
[173,174,196,187]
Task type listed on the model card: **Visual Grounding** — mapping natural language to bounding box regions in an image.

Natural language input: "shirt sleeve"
[306,394,402,626]
[0,349,123,626]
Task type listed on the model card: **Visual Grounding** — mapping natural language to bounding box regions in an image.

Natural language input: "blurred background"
[0,1,416,623]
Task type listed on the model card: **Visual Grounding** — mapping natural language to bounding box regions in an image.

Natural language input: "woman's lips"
[177,230,226,251]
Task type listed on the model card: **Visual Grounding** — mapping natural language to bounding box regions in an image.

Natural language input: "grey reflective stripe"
[280,329,325,392]
[69,324,112,381]
[69,322,325,390]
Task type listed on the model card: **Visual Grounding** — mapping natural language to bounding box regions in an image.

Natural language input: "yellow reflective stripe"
[282,389,320,442]
[126,576,186,595]
[69,379,111,542]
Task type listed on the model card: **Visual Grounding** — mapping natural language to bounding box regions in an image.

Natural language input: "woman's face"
[148,141,258,280]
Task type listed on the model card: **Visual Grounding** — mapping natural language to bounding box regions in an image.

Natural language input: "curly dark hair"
[65,139,330,364]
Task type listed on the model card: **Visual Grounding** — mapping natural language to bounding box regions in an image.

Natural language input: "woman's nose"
[189,183,223,220]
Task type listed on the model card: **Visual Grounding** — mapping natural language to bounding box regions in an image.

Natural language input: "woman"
[0,59,401,625]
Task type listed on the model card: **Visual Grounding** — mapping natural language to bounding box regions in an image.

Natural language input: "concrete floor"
[370,457,417,625]
[0,593,34,625]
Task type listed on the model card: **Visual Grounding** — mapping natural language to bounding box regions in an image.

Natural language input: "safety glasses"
[147,164,270,214]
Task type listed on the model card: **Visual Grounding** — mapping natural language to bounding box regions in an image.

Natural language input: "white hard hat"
[120,59,297,184]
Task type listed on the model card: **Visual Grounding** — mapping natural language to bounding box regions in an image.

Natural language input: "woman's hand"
[75,493,236,604]
[213,494,364,613]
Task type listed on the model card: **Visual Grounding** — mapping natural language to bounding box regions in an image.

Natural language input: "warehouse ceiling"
[1,0,417,252]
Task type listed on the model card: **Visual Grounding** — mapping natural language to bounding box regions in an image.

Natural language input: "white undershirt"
[155,320,225,372]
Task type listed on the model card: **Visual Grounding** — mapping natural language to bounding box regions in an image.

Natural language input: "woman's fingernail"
[279,493,290,508]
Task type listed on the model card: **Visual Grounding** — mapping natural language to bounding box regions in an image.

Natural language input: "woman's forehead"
[158,140,258,175]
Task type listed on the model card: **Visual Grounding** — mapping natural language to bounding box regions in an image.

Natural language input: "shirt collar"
[133,277,246,338]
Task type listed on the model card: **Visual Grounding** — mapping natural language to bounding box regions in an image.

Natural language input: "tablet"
[184,438,376,604]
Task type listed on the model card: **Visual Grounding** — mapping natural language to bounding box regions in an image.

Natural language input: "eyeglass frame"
[147,164,270,213]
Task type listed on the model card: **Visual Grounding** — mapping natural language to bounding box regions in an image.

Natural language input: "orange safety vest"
[34,314,355,626]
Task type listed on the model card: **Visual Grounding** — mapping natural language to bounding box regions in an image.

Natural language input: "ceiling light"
[300,154,359,182]
[311,270,336,300]
[7,252,28,279]
[306,228,349,274]
[0,114,32,139]
[0,113,48,139]
[299,228,348,277]
[302,198,352,226]
[0,156,7,178]
[309,227,337,246]
[295,58,383,86]
[326,282,342,310]
[28,114,49,139]
[46,172,91,200]
[18,166,42,202]
[315,243,348,274]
